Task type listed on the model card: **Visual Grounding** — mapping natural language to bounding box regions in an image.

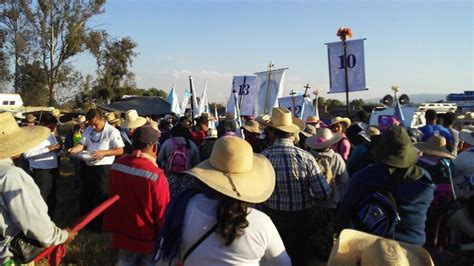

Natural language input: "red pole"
[34,195,120,263]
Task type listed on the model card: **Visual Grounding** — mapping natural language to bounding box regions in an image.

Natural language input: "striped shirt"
[261,138,332,211]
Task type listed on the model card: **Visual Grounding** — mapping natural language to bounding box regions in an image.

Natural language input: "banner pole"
[263,61,274,114]
[239,75,247,110]
[343,38,350,117]
[290,90,296,116]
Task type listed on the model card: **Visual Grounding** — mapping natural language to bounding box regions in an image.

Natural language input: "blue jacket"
[337,163,435,245]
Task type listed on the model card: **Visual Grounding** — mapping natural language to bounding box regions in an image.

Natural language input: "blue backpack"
[349,175,400,238]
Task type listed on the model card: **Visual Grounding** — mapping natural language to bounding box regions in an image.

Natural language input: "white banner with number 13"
[326,38,367,93]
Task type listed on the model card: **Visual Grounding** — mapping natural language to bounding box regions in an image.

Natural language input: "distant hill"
[365,94,447,104]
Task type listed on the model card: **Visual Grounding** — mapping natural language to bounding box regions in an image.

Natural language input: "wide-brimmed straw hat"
[0,112,51,159]
[21,114,37,125]
[73,115,86,125]
[328,229,434,266]
[50,109,64,118]
[306,115,321,124]
[105,112,121,125]
[306,128,343,150]
[301,124,317,137]
[415,135,455,159]
[459,129,474,146]
[268,107,305,133]
[184,136,276,203]
[121,110,147,129]
[241,120,260,134]
[255,114,271,127]
[329,116,351,128]
[359,126,381,142]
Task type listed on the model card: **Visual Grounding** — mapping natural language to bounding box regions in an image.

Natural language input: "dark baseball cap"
[133,125,160,146]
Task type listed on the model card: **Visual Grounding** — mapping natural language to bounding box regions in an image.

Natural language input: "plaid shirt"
[261,138,332,211]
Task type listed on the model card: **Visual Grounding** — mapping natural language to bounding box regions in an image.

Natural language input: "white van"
[0,94,23,109]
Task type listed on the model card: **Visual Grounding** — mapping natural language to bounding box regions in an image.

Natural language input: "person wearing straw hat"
[120,109,147,154]
[306,115,322,129]
[337,126,435,245]
[103,125,170,266]
[298,124,316,151]
[329,116,352,161]
[241,120,261,151]
[305,128,350,260]
[327,229,434,266]
[154,136,290,265]
[347,126,381,175]
[21,113,37,127]
[23,113,62,218]
[105,112,121,128]
[0,112,77,265]
[68,109,125,230]
[261,107,332,265]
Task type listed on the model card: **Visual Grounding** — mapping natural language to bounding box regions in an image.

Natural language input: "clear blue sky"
[75,0,473,103]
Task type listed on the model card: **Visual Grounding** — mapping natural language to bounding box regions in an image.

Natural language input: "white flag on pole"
[278,94,315,121]
[167,85,181,115]
[255,69,287,116]
[189,77,201,118]
[326,39,367,93]
[199,81,210,114]
[181,90,190,116]
[227,76,257,116]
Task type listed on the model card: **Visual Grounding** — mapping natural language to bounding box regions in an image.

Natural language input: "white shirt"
[180,194,291,266]
[80,122,125,166]
[23,133,59,169]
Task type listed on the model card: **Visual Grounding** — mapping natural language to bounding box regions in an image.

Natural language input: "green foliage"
[325,98,344,108]
[17,61,49,106]
[350,98,365,110]
[209,102,224,114]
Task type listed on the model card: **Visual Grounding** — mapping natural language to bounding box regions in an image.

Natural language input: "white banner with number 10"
[326,39,367,93]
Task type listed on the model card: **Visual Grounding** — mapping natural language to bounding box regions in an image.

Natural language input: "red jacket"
[103,154,170,253]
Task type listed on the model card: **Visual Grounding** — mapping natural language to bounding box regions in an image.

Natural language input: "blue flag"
[167,85,181,115]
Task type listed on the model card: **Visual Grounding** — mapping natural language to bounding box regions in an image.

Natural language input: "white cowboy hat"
[328,229,434,266]
[329,116,351,128]
[184,136,275,203]
[305,128,343,150]
[268,107,305,133]
[121,110,147,129]
[459,129,474,146]
[73,115,86,125]
[205,129,218,139]
[241,120,260,134]
[0,112,51,159]
[13,112,25,120]
[358,126,381,142]
[255,114,271,127]
[414,135,455,159]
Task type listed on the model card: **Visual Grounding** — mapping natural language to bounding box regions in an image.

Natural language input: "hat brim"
[241,125,260,134]
[269,116,305,134]
[329,118,351,128]
[121,117,147,129]
[305,133,343,150]
[374,143,419,168]
[327,229,434,266]
[184,154,276,203]
[0,126,51,159]
[460,129,474,146]
[414,143,456,159]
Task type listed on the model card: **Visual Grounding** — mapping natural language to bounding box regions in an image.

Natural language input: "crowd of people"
[1,106,473,266]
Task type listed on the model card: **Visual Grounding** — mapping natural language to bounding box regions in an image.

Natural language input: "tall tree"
[17,61,49,106]
[0,29,10,92]
[20,0,106,105]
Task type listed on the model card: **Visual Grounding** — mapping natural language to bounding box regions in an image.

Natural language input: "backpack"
[167,137,190,174]
[349,175,400,238]
[315,156,333,185]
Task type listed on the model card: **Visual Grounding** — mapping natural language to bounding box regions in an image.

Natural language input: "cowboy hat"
[255,114,271,127]
[329,116,351,128]
[300,124,317,137]
[0,112,51,159]
[306,115,321,124]
[21,114,37,125]
[268,107,304,133]
[50,109,64,118]
[205,129,218,139]
[122,109,147,129]
[241,120,260,134]
[13,112,25,120]
[184,136,275,203]
[459,129,474,146]
[105,112,121,125]
[414,135,455,159]
[328,229,434,266]
[73,115,86,125]
[306,128,343,150]
[358,126,381,142]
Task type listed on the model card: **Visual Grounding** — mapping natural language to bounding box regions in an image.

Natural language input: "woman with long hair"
[155,136,290,265]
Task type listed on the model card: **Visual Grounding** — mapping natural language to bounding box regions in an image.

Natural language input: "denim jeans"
[117,249,154,266]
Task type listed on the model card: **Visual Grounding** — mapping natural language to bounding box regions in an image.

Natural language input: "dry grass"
[41,156,117,265]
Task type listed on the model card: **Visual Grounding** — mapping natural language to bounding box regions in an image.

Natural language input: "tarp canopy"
[100,96,171,116]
